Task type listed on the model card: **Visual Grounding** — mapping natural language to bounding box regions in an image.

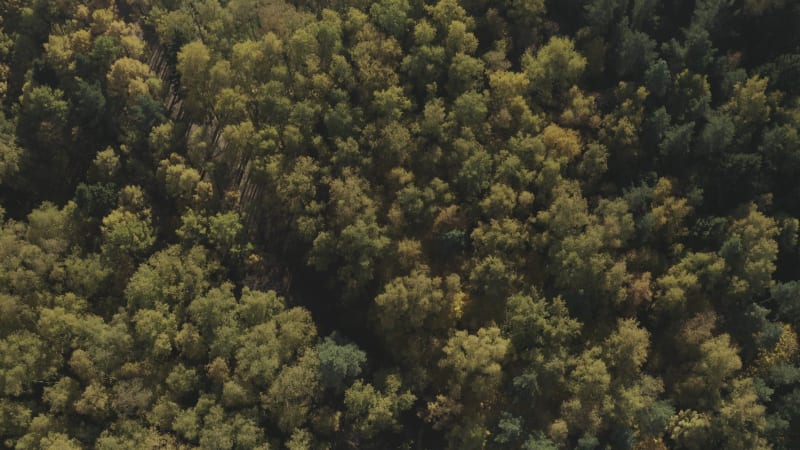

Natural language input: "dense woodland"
[1,0,800,448]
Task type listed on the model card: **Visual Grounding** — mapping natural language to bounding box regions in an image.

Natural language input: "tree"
[488,70,536,134]
[653,253,726,317]
[522,37,587,107]
[447,53,484,97]
[343,374,415,443]
[651,177,693,245]
[124,244,218,311]
[584,0,628,32]
[317,335,367,392]
[157,154,206,208]
[772,281,800,326]
[615,23,657,78]
[187,283,238,342]
[349,19,402,95]
[669,69,711,122]
[697,111,734,156]
[308,172,391,300]
[538,188,632,315]
[106,57,161,101]
[559,347,613,442]
[450,90,488,128]
[100,186,155,274]
[16,85,69,147]
[15,84,70,196]
[0,331,59,397]
[505,290,580,412]
[724,75,773,131]
[602,318,650,382]
[310,218,390,300]
[669,409,712,450]
[234,304,317,390]
[713,378,770,450]
[428,327,509,448]
[369,0,410,38]
[402,21,447,98]
[176,41,213,120]
[0,113,21,185]
[373,270,464,366]
[471,218,528,263]
[541,123,583,164]
[262,352,321,433]
[437,326,509,408]
[425,0,473,32]
[721,204,779,297]
[673,316,743,410]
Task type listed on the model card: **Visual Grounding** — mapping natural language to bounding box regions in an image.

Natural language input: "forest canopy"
[1,0,800,448]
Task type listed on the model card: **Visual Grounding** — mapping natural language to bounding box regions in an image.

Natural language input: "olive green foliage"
[1,0,800,448]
